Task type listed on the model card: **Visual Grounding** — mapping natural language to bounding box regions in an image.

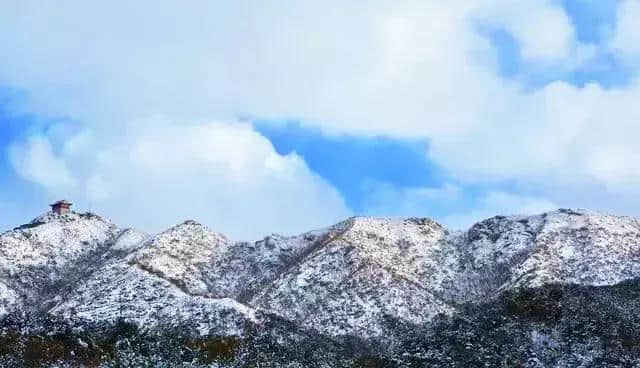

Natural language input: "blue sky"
[254,121,442,211]
[486,0,630,88]
[560,0,618,43]
[0,94,45,214]
[1,1,640,239]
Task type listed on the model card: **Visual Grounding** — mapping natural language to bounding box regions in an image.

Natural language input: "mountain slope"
[454,209,640,301]
[253,217,458,338]
[51,220,258,336]
[2,208,640,366]
[131,220,232,296]
[0,212,120,315]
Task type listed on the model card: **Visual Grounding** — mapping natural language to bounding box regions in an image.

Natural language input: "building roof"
[50,200,72,207]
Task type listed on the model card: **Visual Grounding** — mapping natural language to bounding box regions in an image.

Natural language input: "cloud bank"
[2,0,640,235]
[8,119,350,239]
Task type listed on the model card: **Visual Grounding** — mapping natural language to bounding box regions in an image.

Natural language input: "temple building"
[50,200,72,215]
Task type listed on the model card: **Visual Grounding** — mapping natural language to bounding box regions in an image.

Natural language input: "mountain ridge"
[2,208,640,366]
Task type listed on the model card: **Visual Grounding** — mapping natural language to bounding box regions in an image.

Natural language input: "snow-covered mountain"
[253,217,458,339]
[2,208,640,366]
[0,212,120,316]
[457,209,640,296]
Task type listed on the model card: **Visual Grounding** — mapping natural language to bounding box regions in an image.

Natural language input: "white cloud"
[429,80,640,197]
[8,137,76,192]
[1,0,640,228]
[361,181,464,218]
[474,0,580,63]
[360,180,557,230]
[0,0,497,137]
[440,192,558,230]
[611,0,640,62]
[9,119,351,240]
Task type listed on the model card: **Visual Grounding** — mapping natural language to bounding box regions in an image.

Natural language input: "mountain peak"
[130,219,232,296]
[3,207,640,361]
[24,211,113,228]
[176,219,203,227]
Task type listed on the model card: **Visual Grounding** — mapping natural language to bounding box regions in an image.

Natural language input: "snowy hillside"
[0,280,16,319]
[132,220,232,296]
[51,220,257,336]
[456,209,640,299]
[0,212,120,314]
[2,208,640,366]
[253,217,458,338]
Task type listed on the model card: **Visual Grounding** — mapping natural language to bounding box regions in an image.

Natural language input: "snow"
[0,211,120,312]
[0,280,17,319]
[0,212,117,268]
[131,220,231,296]
[3,208,640,342]
[510,209,640,288]
[253,217,457,338]
[111,228,149,252]
[51,261,258,337]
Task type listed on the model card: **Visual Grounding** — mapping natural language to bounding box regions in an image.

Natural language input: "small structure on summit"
[50,200,72,215]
